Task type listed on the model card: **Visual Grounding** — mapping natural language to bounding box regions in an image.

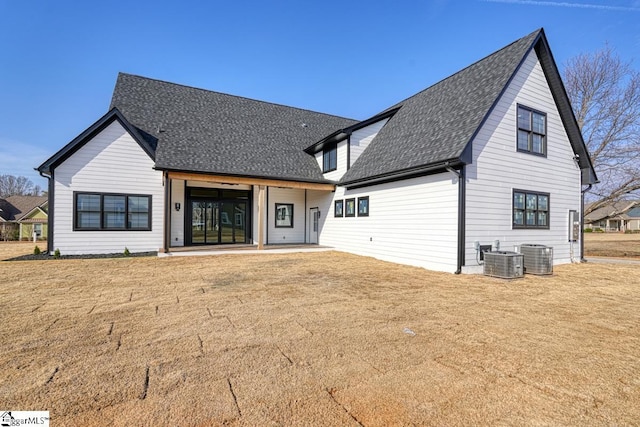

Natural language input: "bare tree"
[0,174,40,198]
[563,46,640,215]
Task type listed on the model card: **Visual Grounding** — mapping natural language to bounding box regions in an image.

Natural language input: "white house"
[37,28,597,273]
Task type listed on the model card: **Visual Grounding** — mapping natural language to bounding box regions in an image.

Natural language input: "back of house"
[37,28,596,273]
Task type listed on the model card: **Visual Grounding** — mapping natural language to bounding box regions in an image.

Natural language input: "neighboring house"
[0,195,48,241]
[584,201,640,232]
[37,28,597,273]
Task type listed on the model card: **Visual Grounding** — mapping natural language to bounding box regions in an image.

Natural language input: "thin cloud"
[484,0,640,12]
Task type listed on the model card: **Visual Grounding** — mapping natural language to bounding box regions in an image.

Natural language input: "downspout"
[163,171,170,253]
[38,170,53,254]
[445,165,465,274]
[580,184,593,262]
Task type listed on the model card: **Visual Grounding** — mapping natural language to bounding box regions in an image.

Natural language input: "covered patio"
[162,171,335,253]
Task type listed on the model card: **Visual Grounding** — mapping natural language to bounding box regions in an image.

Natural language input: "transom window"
[75,192,151,231]
[323,142,337,172]
[513,190,549,229]
[517,105,546,156]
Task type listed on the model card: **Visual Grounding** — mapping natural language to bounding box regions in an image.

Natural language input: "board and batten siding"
[52,120,164,254]
[464,49,582,271]
[309,173,459,272]
[267,187,306,243]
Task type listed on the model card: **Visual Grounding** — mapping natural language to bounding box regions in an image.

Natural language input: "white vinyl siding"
[316,139,348,181]
[465,49,582,270]
[314,119,389,180]
[308,173,458,273]
[349,118,389,167]
[267,187,306,243]
[53,120,164,254]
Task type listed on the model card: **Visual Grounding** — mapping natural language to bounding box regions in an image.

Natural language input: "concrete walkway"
[158,245,334,258]
[585,256,640,265]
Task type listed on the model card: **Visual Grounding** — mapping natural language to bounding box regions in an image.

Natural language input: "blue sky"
[1,0,639,189]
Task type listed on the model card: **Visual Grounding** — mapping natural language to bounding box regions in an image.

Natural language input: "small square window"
[275,203,293,228]
[345,198,355,217]
[357,197,369,216]
[334,200,344,217]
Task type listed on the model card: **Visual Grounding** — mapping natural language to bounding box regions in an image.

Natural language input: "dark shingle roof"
[340,29,542,185]
[110,74,357,183]
[0,195,48,221]
[585,201,639,222]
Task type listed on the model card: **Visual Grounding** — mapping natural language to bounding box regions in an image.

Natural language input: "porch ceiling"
[167,171,335,191]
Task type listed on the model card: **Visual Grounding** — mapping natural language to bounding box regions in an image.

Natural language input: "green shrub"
[584,228,593,233]
[124,247,130,257]
[54,248,61,259]
[33,245,41,255]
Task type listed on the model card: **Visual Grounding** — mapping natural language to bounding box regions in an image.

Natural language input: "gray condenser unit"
[519,244,553,275]
[483,251,524,279]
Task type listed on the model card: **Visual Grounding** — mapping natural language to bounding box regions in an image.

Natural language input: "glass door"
[191,200,219,244]
[220,201,247,244]
[187,188,250,245]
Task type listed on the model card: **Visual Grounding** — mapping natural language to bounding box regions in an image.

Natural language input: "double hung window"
[517,105,546,156]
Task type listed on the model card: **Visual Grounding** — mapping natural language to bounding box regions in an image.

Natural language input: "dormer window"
[517,105,546,156]
[323,142,337,172]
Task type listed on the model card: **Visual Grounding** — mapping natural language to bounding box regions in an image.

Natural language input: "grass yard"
[584,232,640,258]
[1,242,639,426]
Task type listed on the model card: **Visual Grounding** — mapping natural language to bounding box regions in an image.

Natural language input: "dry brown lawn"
[584,232,640,258]
[1,242,639,426]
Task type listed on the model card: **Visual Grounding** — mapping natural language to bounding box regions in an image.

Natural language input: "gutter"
[445,164,466,274]
[344,159,464,190]
[580,184,593,262]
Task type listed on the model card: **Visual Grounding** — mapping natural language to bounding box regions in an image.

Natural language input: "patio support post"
[257,185,265,250]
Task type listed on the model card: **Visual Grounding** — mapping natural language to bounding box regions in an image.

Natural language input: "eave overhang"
[165,170,336,191]
[304,107,401,155]
[341,158,465,190]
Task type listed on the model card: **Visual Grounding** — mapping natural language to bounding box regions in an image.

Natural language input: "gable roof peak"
[340,28,545,186]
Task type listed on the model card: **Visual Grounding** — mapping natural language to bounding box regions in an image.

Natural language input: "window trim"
[73,192,152,231]
[516,104,547,157]
[357,196,369,217]
[274,203,294,228]
[334,200,344,217]
[323,142,337,173]
[345,198,356,217]
[512,189,550,230]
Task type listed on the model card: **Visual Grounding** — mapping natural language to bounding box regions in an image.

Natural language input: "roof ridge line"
[116,72,359,123]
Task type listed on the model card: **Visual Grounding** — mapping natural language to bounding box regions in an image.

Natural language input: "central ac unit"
[483,251,524,279]
[519,244,553,275]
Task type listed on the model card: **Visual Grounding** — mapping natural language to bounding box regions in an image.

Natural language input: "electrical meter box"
[568,210,580,242]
